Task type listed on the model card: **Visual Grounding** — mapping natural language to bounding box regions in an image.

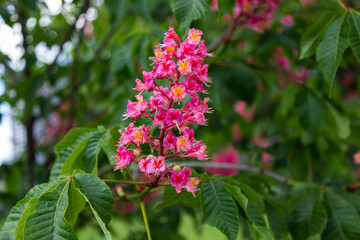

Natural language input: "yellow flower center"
[133,131,143,139]
[136,95,143,103]
[173,86,184,97]
[179,61,188,72]
[155,50,162,58]
[190,178,197,186]
[244,2,252,11]
[178,137,186,147]
[166,46,174,54]
[191,32,199,40]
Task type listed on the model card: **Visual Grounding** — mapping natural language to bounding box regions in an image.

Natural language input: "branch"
[345,182,360,192]
[185,162,294,184]
[49,0,90,69]
[102,179,169,186]
[208,15,241,52]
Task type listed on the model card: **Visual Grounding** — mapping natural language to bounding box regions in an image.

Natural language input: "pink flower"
[185,177,200,196]
[280,15,294,26]
[206,146,239,176]
[251,135,272,148]
[354,151,360,165]
[186,28,203,45]
[234,101,255,121]
[262,152,274,168]
[171,167,192,193]
[114,146,135,171]
[171,84,186,102]
[150,156,165,175]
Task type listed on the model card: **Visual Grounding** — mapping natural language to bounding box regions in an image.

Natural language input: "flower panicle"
[114,27,213,196]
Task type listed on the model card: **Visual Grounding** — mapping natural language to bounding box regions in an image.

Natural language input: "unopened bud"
[133,149,142,157]
[116,186,125,197]
[173,165,181,172]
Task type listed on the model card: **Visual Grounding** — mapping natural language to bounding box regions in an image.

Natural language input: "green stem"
[139,200,152,240]
[102,179,169,186]
[337,0,349,10]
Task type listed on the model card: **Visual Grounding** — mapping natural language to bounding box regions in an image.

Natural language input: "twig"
[208,15,241,52]
[48,0,90,69]
[184,162,294,184]
[337,0,349,10]
[102,179,169,186]
[345,182,360,192]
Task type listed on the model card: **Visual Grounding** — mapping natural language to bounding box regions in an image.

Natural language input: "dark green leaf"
[74,173,114,240]
[322,190,360,240]
[157,186,195,208]
[0,180,64,239]
[295,90,325,136]
[50,128,97,180]
[24,179,77,240]
[290,190,327,240]
[169,0,209,36]
[316,13,349,86]
[201,177,239,240]
[217,0,236,16]
[348,11,360,61]
[83,130,110,174]
[300,12,341,59]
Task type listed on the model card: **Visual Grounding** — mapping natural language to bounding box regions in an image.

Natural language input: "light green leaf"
[65,180,86,226]
[50,128,97,180]
[327,105,350,140]
[24,179,77,240]
[83,130,110,174]
[348,11,360,61]
[290,190,327,240]
[201,177,239,240]
[316,13,349,86]
[169,0,209,36]
[0,180,64,239]
[300,12,341,59]
[322,190,360,240]
[74,173,114,240]
[102,139,117,165]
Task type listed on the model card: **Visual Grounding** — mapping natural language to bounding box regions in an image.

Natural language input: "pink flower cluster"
[206,146,240,176]
[114,27,213,196]
[211,0,280,33]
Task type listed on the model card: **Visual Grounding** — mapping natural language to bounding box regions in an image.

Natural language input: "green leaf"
[169,0,209,36]
[102,139,117,165]
[110,39,135,73]
[289,190,327,240]
[217,0,236,16]
[24,179,77,240]
[50,128,97,180]
[157,185,196,208]
[316,13,349,86]
[105,0,128,25]
[65,180,86,226]
[74,173,114,240]
[247,201,266,227]
[0,180,64,239]
[300,12,341,59]
[83,130,110,174]
[348,11,360,61]
[295,90,325,136]
[224,183,248,213]
[322,190,360,240]
[327,105,350,140]
[201,177,239,240]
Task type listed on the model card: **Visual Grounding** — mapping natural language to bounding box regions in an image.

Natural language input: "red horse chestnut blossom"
[114,27,213,196]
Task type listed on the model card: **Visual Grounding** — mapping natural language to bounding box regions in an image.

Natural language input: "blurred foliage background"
[1,0,360,239]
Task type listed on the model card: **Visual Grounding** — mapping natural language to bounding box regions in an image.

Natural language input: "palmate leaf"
[169,0,209,36]
[0,179,64,239]
[74,173,114,240]
[201,177,239,240]
[300,11,341,59]
[24,180,77,240]
[322,190,360,240]
[289,190,327,240]
[50,128,97,180]
[83,130,110,174]
[316,13,349,87]
[348,11,360,62]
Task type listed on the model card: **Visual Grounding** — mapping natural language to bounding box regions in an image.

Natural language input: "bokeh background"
[1,0,360,239]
